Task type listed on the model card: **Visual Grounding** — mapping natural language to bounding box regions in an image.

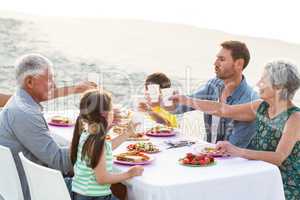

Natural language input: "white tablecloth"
[47,112,285,200]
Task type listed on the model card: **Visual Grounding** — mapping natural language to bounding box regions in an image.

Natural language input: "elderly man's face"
[29,68,55,102]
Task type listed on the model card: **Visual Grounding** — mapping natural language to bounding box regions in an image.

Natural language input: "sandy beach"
[1,10,300,110]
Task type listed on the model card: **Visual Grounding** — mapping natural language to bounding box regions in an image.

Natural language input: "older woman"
[171,60,300,200]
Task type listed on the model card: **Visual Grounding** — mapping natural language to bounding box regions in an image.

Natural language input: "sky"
[1,0,300,44]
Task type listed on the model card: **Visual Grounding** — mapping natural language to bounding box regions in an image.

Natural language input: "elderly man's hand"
[74,81,97,94]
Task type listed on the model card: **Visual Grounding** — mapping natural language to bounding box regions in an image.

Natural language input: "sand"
[1,10,300,110]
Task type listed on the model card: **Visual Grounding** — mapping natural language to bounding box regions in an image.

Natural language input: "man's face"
[214,48,237,79]
[28,68,55,102]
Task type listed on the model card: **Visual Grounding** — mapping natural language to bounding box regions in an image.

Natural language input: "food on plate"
[112,120,132,134]
[127,142,160,153]
[201,147,226,157]
[127,133,150,141]
[50,116,71,124]
[115,151,150,163]
[148,125,173,134]
[145,125,175,137]
[113,125,126,135]
[179,153,215,166]
[146,126,175,136]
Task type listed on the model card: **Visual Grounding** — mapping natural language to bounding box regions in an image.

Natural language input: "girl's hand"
[216,141,242,157]
[127,166,144,178]
[112,108,122,125]
[138,102,149,112]
[126,121,140,137]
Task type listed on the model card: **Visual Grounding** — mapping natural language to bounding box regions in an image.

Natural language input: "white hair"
[15,53,53,86]
[265,60,300,100]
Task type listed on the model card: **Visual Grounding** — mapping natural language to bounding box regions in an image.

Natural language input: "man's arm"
[0,82,97,106]
[164,85,208,114]
[0,93,11,107]
[172,95,261,122]
[10,111,72,174]
[167,79,216,114]
[49,81,97,100]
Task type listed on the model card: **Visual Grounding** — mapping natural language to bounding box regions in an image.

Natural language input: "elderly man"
[169,41,259,147]
[0,54,96,200]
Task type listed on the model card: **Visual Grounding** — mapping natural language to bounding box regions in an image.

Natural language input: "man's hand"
[161,90,179,112]
[74,81,97,94]
[169,94,187,105]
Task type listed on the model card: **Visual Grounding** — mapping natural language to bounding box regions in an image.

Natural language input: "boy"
[138,72,178,128]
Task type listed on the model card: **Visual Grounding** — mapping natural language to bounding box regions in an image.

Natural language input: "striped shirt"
[72,131,113,196]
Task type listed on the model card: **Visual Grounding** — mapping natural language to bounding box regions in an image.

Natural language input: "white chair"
[18,152,71,200]
[0,145,24,200]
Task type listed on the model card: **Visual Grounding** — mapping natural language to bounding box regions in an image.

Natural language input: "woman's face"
[256,70,277,100]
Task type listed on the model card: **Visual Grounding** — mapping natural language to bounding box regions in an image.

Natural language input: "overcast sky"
[1,0,300,44]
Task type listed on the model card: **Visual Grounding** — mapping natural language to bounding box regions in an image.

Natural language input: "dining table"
[46,110,285,200]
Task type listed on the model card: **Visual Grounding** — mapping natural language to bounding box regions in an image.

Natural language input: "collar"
[226,75,247,102]
[15,88,43,112]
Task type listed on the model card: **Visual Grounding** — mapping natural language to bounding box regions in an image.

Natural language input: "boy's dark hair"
[221,40,250,69]
[145,72,171,89]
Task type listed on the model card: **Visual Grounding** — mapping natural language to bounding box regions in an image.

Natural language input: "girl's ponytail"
[70,116,83,165]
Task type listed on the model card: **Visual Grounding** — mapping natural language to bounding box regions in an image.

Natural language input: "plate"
[48,121,74,127]
[114,156,154,165]
[146,131,176,137]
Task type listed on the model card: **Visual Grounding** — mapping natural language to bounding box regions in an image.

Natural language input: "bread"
[150,126,173,133]
[115,152,149,162]
[51,116,70,124]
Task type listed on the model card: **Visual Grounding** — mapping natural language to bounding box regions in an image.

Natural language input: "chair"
[18,152,71,200]
[0,145,24,200]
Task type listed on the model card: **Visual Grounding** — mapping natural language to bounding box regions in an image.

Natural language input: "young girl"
[70,89,144,200]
